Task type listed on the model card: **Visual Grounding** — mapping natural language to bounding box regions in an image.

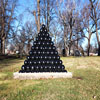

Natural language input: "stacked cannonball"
[19,24,67,73]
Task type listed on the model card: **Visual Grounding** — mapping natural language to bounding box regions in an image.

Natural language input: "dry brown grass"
[0,57,100,100]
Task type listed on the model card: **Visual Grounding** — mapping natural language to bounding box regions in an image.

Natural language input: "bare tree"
[81,5,94,56]
[9,43,15,52]
[56,0,83,56]
[11,20,36,58]
[56,0,69,56]
[24,21,37,53]
[33,0,40,33]
[50,22,61,47]
[0,0,17,54]
[81,0,100,56]
[89,0,100,56]
[41,0,56,31]
[14,27,27,58]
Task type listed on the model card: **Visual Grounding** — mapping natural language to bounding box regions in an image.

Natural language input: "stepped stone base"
[13,72,73,79]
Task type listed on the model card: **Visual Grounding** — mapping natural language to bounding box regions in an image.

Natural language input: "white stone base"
[13,72,73,79]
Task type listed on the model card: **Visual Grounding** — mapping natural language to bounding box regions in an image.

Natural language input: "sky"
[15,0,34,24]
[15,0,97,49]
[16,0,87,25]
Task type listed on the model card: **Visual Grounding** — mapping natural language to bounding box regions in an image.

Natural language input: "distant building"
[5,48,15,54]
[89,53,98,56]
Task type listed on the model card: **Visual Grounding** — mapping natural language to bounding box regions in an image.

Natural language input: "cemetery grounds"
[0,57,100,100]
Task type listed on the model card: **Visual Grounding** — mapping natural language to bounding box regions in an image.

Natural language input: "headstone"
[62,48,66,56]
[19,24,67,73]
[74,50,81,56]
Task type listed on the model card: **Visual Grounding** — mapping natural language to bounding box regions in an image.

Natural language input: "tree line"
[0,0,100,57]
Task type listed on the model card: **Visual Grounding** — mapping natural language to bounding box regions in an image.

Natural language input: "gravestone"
[13,24,72,79]
[62,48,66,57]
[74,50,81,56]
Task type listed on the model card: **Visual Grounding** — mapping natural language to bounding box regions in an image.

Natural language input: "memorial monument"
[13,24,72,79]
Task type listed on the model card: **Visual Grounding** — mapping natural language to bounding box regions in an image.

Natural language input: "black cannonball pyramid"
[19,24,67,73]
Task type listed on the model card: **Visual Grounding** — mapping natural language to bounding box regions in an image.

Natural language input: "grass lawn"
[0,57,100,100]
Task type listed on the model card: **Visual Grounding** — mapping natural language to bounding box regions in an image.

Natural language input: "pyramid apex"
[42,24,46,28]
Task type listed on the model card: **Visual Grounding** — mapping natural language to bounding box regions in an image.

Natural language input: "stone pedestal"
[13,72,72,79]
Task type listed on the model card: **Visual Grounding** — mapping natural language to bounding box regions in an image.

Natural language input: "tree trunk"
[37,0,40,33]
[27,41,31,53]
[87,39,90,56]
[63,38,66,56]
[47,0,50,32]
[95,24,100,56]
[43,0,46,25]
[63,25,68,56]
[1,38,5,54]
[80,45,84,56]
[33,11,38,32]
[69,45,71,56]
[0,39,1,54]
[69,11,73,56]
[87,45,90,56]
[69,27,72,56]
[54,35,57,47]
[19,46,23,58]
[34,0,40,33]
[77,37,79,49]
[98,43,100,56]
